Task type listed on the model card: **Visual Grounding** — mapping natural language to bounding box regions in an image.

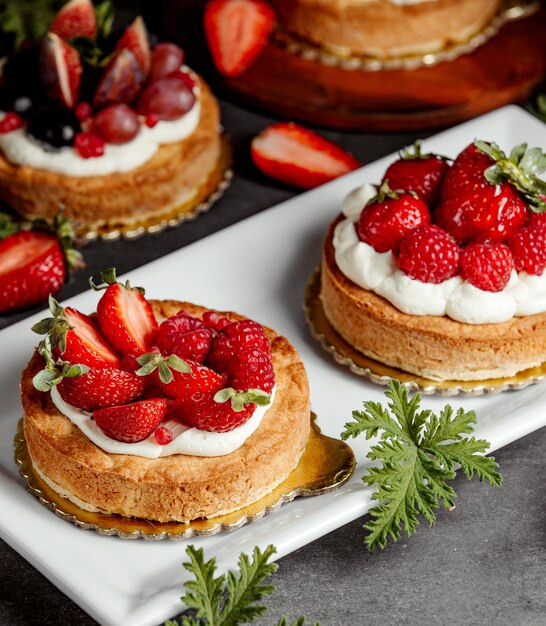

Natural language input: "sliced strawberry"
[204,0,275,77]
[94,270,158,356]
[40,32,82,109]
[57,365,146,411]
[93,49,145,108]
[251,122,360,189]
[158,360,226,401]
[0,231,65,313]
[94,398,168,443]
[382,141,449,207]
[115,16,151,76]
[50,0,97,40]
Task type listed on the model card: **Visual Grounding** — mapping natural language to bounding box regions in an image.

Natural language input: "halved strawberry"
[158,360,226,401]
[251,123,360,189]
[50,0,97,41]
[32,298,120,368]
[94,398,168,443]
[93,268,158,356]
[39,32,82,109]
[204,0,275,77]
[115,16,151,75]
[57,365,146,411]
[93,49,145,108]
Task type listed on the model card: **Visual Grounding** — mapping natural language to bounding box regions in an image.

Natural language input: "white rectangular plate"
[1,105,546,626]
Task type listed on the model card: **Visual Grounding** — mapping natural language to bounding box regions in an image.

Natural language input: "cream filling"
[50,385,276,458]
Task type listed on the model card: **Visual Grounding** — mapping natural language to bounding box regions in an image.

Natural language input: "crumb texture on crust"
[0,81,221,230]
[271,0,501,57]
[320,217,546,381]
[21,300,310,522]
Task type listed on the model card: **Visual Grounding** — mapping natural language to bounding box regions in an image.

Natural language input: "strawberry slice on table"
[435,141,546,243]
[93,268,158,356]
[204,0,275,77]
[32,297,120,368]
[382,141,450,207]
[251,122,361,189]
[94,398,168,443]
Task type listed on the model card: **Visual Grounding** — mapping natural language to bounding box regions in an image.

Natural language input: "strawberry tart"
[270,0,502,58]
[320,140,546,381]
[0,0,225,237]
[21,270,310,522]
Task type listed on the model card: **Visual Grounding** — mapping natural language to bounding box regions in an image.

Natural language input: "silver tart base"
[304,267,546,397]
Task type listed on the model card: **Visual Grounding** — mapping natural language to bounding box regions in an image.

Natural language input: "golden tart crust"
[21,300,310,522]
[320,217,546,381]
[271,0,501,58]
[0,80,221,233]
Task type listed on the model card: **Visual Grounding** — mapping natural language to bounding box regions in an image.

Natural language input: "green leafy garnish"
[0,0,63,50]
[135,352,191,383]
[341,379,503,551]
[214,387,271,412]
[165,545,318,626]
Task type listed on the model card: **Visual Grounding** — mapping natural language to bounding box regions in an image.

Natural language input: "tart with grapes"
[0,0,226,238]
[21,270,310,522]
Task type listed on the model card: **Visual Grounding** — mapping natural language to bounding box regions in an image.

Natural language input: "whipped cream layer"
[50,385,276,458]
[0,69,201,177]
[335,183,546,324]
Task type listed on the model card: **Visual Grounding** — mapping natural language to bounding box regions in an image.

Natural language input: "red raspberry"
[0,112,24,133]
[155,312,212,363]
[356,185,430,253]
[75,102,92,122]
[207,320,270,373]
[396,224,460,284]
[507,226,546,275]
[172,392,255,433]
[461,241,514,292]
[202,310,230,330]
[229,346,275,393]
[75,132,105,158]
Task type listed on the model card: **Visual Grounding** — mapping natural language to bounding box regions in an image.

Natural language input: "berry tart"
[319,140,546,382]
[0,0,226,238]
[270,0,501,59]
[21,269,310,522]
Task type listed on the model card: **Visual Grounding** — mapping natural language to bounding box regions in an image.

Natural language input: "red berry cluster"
[356,141,546,293]
[33,270,275,444]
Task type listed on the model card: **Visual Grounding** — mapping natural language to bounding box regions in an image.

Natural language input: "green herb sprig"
[165,545,318,626]
[342,379,503,551]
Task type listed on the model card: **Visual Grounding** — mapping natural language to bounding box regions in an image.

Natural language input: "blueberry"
[27,106,82,150]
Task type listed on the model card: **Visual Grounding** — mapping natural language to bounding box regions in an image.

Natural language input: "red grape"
[91,103,140,144]
[136,77,195,121]
[150,43,185,80]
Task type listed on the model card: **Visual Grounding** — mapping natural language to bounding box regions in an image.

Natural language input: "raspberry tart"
[319,140,546,382]
[0,0,226,238]
[21,269,310,522]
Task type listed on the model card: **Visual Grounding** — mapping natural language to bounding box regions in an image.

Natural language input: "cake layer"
[321,218,546,381]
[22,300,310,522]
[0,81,221,232]
[271,0,501,58]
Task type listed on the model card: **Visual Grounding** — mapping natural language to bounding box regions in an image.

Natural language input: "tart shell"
[21,300,310,523]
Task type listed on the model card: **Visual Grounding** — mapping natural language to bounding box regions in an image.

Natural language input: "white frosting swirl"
[50,385,276,458]
[334,184,546,324]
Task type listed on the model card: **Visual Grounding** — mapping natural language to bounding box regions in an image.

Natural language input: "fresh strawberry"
[356,182,430,253]
[50,0,97,40]
[207,319,270,373]
[229,346,275,393]
[155,312,213,364]
[173,392,255,432]
[204,0,275,77]
[94,398,168,443]
[115,16,151,75]
[460,241,514,292]
[32,299,120,368]
[93,268,158,356]
[434,142,545,243]
[396,224,460,284]
[526,211,546,230]
[251,122,360,189]
[508,226,546,275]
[158,360,226,400]
[39,32,82,109]
[382,141,449,207]
[57,365,146,411]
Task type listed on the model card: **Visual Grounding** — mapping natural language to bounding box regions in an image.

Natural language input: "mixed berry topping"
[32,268,275,443]
[355,140,546,294]
[0,0,194,154]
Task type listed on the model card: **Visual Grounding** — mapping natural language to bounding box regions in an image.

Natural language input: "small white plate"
[1,105,545,626]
